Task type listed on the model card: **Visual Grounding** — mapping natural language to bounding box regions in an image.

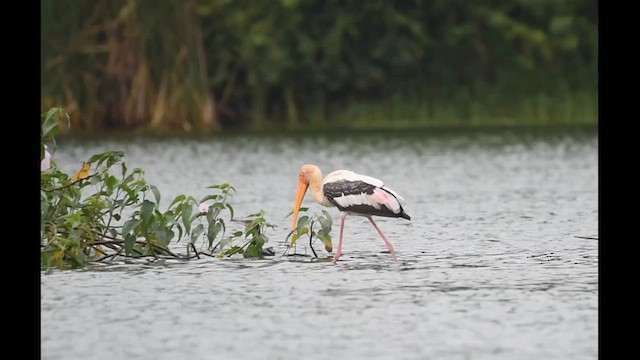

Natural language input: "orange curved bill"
[292,180,309,231]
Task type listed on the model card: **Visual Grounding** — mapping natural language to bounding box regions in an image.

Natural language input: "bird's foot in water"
[332,251,342,263]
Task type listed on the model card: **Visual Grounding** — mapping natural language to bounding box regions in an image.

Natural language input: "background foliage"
[41,0,597,133]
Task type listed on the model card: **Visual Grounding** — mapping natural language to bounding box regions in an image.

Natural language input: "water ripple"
[42,129,597,360]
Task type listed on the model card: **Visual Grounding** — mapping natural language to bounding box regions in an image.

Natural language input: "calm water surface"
[41,128,598,360]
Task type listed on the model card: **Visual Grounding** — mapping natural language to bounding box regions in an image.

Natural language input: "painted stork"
[292,164,410,263]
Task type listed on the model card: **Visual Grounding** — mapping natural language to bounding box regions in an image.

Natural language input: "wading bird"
[292,164,410,263]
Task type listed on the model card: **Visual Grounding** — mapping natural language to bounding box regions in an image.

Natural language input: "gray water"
[41,128,598,360]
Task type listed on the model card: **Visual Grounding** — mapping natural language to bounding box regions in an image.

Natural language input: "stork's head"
[292,164,320,231]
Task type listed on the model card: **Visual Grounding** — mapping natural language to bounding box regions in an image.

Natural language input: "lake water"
[41,127,598,360]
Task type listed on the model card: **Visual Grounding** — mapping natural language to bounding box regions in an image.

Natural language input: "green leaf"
[253,233,266,248]
[68,250,88,268]
[153,224,173,247]
[284,207,308,218]
[244,218,263,237]
[190,224,205,243]
[150,185,161,205]
[140,200,155,226]
[318,229,333,252]
[124,233,135,255]
[291,226,309,246]
[175,223,184,242]
[319,210,333,234]
[122,219,141,236]
[226,203,234,220]
[182,204,193,235]
[169,194,186,209]
[40,246,59,268]
[243,243,262,258]
[295,216,309,234]
[224,246,243,256]
[41,108,61,140]
[105,175,119,195]
[90,174,101,185]
[207,204,223,222]
[199,194,220,203]
[217,236,232,251]
[207,221,223,249]
[63,213,84,229]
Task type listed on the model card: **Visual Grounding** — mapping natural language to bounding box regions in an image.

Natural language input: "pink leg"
[333,213,347,263]
[367,217,397,261]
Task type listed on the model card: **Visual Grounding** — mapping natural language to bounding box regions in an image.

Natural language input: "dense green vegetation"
[41,0,597,133]
[41,108,333,268]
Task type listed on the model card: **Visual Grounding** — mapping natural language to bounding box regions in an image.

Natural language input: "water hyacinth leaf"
[140,200,155,226]
[295,216,310,234]
[150,185,161,205]
[244,234,266,258]
[90,174,101,185]
[41,247,59,267]
[122,218,141,236]
[120,183,137,200]
[199,194,220,203]
[190,224,204,243]
[106,151,125,167]
[68,250,88,268]
[190,211,203,223]
[284,207,308,218]
[105,175,119,195]
[246,210,265,218]
[226,203,234,220]
[41,107,64,141]
[243,243,262,258]
[175,222,184,242]
[254,233,266,248]
[224,246,243,256]
[208,221,223,248]
[169,194,186,209]
[291,226,309,246]
[207,204,222,222]
[217,236,232,252]
[154,226,173,247]
[320,210,333,232]
[244,218,262,237]
[182,203,193,235]
[124,233,135,255]
[88,151,124,168]
[318,229,333,252]
[63,213,84,229]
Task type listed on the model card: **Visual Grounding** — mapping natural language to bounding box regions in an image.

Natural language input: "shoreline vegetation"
[41,108,335,269]
[42,0,597,135]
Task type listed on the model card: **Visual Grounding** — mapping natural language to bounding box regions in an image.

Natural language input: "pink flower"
[41,145,51,171]
[198,203,209,214]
